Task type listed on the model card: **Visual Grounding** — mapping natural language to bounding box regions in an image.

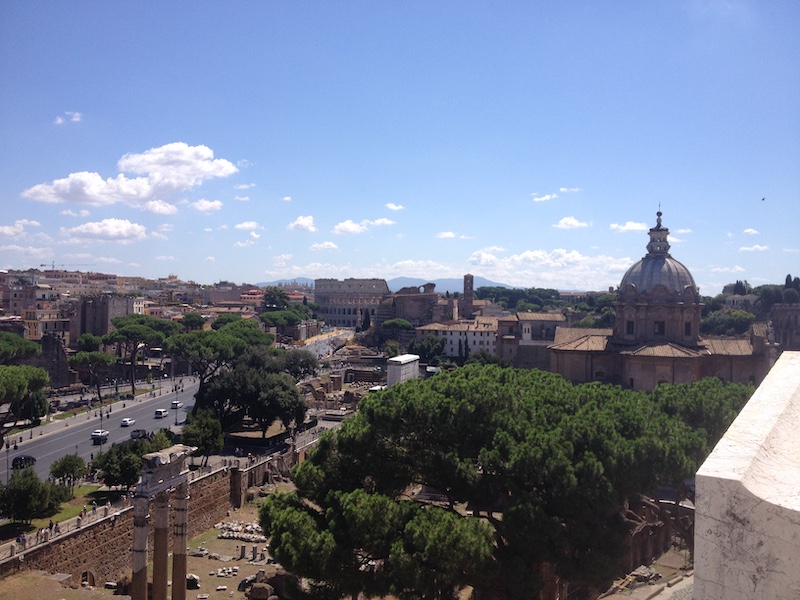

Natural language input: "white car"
[120,417,136,427]
[171,400,184,409]
[91,429,109,444]
[154,408,169,419]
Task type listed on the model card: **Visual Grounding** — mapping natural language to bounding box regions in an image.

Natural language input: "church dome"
[619,211,697,296]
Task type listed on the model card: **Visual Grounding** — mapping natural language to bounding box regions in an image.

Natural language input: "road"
[0,379,199,483]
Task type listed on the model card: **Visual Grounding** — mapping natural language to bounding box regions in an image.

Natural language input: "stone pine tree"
[260,365,719,599]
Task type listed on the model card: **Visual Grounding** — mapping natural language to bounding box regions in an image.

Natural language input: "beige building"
[549,212,774,390]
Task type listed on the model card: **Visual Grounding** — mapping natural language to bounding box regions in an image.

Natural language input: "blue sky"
[1,1,798,295]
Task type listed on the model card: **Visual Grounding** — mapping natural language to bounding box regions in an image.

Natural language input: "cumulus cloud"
[234,183,255,190]
[22,142,237,213]
[288,215,317,232]
[60,218,148,243]
[234,239,256,248]
[145,200,179,215]
[332,218,395,235]
[559,187,582,193]
[235,221,260,231]
[60,209,90,217]
[532,193,558,202]
[437,231,456,239]
[0,219,40,237]
[273,253,293,267]
[156,255,177,261]
[743,228,759,235]
[234,195,250,202]
[192,199,223,212]
[282,196,292,202]
[386,203,405,211]
[739,244,768,252]
[311,241,338,250]
[610,221,648,233]
[553,216,589,229]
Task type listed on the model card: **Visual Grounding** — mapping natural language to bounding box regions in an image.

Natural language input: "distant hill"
[387,276,512,294]
[256,276,513,294]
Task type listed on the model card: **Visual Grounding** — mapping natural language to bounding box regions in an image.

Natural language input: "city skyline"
[1,2,798,295]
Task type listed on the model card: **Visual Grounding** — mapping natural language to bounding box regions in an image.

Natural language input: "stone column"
[131,494,150,600]
[152,491,170,600]
[171,481,189,600]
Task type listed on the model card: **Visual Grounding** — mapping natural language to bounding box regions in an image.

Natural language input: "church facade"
[549,212,775,391]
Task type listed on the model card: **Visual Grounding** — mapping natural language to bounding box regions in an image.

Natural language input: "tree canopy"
[0,364,50,426]
[0,331,41,364]
[260,365,747,599]
[181,408,224,465]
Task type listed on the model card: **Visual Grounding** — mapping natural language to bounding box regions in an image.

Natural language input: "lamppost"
[173,385,179,425]
[5,440,10,484]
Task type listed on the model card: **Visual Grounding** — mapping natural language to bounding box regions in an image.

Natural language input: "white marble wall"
[694,351,800,599]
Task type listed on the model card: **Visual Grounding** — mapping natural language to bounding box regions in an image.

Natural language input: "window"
[654,321,665,336]
[684,321,692,337]
[626,320,634,335]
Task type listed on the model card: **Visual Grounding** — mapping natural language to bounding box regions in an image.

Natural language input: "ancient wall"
[0,466,234,585]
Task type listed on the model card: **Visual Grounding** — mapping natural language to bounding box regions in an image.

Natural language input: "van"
[171,400,183,409]
[130,429,149,439]
[154,408,169,419]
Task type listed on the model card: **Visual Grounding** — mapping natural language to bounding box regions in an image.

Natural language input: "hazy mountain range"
[258,276,512,294]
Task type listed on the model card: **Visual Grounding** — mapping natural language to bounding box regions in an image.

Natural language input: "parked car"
[120,417,136,427]
[154,408,169,419]
[12,455,36,469]
[171,400,184,409]
[91,429,109,444]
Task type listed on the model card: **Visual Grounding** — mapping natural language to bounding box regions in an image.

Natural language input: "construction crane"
[40,262,93,270]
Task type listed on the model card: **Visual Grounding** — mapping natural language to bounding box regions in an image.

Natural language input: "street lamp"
[5,440,9,484]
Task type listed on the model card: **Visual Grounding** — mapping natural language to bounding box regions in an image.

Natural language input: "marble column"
[131,494,150,600]
[171,481,189,600]
[152,491,170,600]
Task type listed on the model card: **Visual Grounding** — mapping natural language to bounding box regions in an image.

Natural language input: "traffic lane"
[0,381,198,481]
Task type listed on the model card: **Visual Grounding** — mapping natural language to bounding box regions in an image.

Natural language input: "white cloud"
[95,256,122,264]
[532,193,558,202]
[273,253,293,267]
[437,231,456,239]
[675,228,692,234]
[54,111,82,125]
[743,228,759,235]
[386,202,405,211]
[559,187,582,193]
[288,215,317,232]
[60,209,90,217]
[553,216,589,229]
[711,265,745,273]
[235,221,260,231]
[0,219,40,237]
[192,199,223,212]
[156,255,177,261]
[22,142,237,211]
[60,218,148,243]
[331,217,397,235]
[282,196,292,202]
[234,183,255,190]
[234,195,250,202]
[204,256,215,262]
[150,231,168,240]
[145,200,179,215]
[739,244,768,252]
[158,224,173,232]
[311,241,338,250]
[234,239,256,248]
[610,221,648,233]
[249,231,260,240]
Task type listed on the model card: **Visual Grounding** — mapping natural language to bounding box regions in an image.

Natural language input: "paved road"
[0,379,199,483]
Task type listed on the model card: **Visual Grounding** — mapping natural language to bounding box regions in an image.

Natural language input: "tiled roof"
[517,312,567,322]
[620,343,704,358]
[702,338,754,356]
[553,327,613,345]
[550,330,611,352]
